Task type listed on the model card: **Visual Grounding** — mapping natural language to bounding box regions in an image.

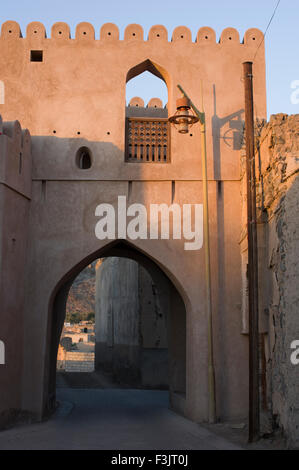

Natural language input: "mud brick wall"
[241,114,299,448]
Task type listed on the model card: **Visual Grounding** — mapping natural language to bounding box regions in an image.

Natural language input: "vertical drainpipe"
[243,61,260,442]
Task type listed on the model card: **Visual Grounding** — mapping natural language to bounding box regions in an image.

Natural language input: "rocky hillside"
[66,261,98,317]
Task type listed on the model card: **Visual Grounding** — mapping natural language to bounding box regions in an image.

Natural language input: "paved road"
[0,389,242,450]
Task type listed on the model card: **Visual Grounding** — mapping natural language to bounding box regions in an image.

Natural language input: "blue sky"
[0,0,297,117]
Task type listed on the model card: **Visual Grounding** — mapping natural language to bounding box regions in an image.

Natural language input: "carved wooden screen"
[125,117,170,163]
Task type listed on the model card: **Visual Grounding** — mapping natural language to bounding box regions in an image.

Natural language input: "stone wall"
[241,114,299,448]
[57,351,95,372]
[0,116,32,427]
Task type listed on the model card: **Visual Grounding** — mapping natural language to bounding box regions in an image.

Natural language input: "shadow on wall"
[212,84,244,181]
[31,136,125,179]
[211,84,245,418]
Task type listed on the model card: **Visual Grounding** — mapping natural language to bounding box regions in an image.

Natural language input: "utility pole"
[176,84,216,424]
[243,61,260,442]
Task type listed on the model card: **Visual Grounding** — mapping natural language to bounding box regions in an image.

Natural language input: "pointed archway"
[44,240,187,419]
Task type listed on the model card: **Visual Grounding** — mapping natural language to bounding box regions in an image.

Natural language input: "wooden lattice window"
[125,117,170,163]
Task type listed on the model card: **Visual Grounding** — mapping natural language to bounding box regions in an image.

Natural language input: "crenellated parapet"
[0,115,32,198]
[128,97,165,109]
[126,97,168,121]
[0,21,263,45]
[0,19,266,180]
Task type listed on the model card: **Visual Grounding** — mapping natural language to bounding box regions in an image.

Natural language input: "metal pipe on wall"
[243,61,260,443]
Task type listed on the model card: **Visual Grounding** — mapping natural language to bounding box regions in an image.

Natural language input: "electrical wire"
[253,0,281,61]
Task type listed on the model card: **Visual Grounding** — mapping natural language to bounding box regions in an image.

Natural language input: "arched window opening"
[76,147,92,170]
[125,61,170,163]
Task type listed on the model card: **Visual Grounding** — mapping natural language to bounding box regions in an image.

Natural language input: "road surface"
[0,388,243,450]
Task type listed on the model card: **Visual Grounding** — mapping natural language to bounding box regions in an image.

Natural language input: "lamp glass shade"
[178,119,189,134]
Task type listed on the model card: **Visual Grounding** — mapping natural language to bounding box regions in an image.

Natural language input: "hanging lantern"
[168,97,199,134]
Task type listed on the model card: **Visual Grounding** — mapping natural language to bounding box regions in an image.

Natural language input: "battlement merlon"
[0,115,32,199]
[0,21,264,46]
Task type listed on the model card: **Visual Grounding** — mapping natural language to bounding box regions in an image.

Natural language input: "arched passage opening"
[125,60,170,163]
[44,241,187,419]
